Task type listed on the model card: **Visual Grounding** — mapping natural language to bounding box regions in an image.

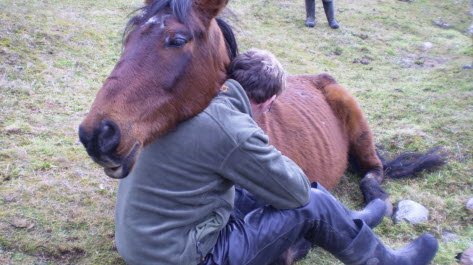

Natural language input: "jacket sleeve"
[219,129,311,209]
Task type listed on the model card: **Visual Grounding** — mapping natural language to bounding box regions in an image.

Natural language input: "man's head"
[229,48,286,117]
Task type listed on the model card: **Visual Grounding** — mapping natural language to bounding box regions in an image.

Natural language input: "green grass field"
[0,0,472,264]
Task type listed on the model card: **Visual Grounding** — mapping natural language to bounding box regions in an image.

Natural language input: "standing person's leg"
[206,186,438,265]
[305,0,316,27]
[322,0,340,29]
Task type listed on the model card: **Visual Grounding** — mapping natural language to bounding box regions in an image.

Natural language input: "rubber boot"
[350,198,386,228]
[335,220,439,265]
[322,0,340,29]
[311,183,386,228]
[305,0,316,27]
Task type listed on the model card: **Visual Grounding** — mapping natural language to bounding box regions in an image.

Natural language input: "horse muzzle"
[78,120,139,179]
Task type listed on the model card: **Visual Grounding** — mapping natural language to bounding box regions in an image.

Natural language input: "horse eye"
[166,35,188,48]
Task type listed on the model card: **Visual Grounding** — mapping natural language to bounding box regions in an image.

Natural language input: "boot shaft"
[322,0,340,29]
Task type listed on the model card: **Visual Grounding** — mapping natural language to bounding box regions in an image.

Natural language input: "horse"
[255,73,446,207]
[78,0,444,263]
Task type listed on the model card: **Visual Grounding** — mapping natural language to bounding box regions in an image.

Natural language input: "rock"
[432,18,452,29]
[459,247,473,265]
[421,42,433,51]
[468,24,473,36]
[466,198,473,213]
[4,124,22,134]
[360,57,371,65]
[463,64,473,70]
[353,56,372,65]
[441,231,459,243]
[2,195,16,203]
[10,217,35,230]
[398,0,414,2]
[393,200,429,224]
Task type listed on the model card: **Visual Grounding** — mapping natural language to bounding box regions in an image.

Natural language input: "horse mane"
[123,0,192,43]
[216,17,239,62]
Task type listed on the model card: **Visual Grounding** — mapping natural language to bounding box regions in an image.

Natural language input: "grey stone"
[393,200,429,224]
[441,231,459,243]
[3,195,16,203]
[432,18,452,29]
[460,246,473,265]
[466,198,473,213]
[421,42,433,51]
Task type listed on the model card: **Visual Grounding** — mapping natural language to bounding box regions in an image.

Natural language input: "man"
[114,49,438,265]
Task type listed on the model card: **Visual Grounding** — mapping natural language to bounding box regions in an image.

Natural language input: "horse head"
[78,0,237,179]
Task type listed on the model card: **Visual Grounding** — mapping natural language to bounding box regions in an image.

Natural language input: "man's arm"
[219,129,311,209]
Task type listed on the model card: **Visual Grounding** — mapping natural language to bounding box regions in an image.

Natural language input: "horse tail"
[378,147,447,179]
[308,73,447,179]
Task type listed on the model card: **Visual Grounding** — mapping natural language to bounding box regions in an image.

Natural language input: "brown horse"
[79,0,444,214]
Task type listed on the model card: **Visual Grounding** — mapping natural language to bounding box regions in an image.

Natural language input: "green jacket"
[115,79,311,265]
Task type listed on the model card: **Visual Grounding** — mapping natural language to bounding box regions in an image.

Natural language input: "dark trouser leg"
[236,183,385,228]
[207,188,360,265]
[232,184,385,264]
[305,0,316,27]
[322,0,340,29]
[207,185,438,265]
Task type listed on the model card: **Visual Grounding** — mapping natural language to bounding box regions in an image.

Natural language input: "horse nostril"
[78,125,92,149]
[98,120,120,154]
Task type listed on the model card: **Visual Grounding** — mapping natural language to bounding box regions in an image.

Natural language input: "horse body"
[257,75,349,189]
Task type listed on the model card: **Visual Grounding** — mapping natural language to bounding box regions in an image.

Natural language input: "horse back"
[256,74,349,189]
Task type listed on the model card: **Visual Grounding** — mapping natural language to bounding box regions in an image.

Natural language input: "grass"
[0,0,472,264]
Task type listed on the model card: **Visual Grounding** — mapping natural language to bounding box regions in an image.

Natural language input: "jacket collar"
[218,79,253,117]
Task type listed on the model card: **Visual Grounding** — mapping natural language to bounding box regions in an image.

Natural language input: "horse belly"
[256,80,349,189]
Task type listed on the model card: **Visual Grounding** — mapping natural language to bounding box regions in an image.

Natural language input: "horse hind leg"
[312,74,391,213]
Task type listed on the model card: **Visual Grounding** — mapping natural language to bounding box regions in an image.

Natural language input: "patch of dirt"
[353,55,373,65]
[399,53,448,68]
[36,245,86,265]
[432,18,452,29]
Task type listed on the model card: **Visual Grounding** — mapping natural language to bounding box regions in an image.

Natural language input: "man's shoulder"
[201,98,260,146]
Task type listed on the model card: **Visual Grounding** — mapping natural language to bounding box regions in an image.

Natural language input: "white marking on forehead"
[144,14,170,29]
[145,16,160,25]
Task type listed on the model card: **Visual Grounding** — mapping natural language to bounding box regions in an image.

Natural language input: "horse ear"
[144,0,153,5]
[194,0,229,24]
